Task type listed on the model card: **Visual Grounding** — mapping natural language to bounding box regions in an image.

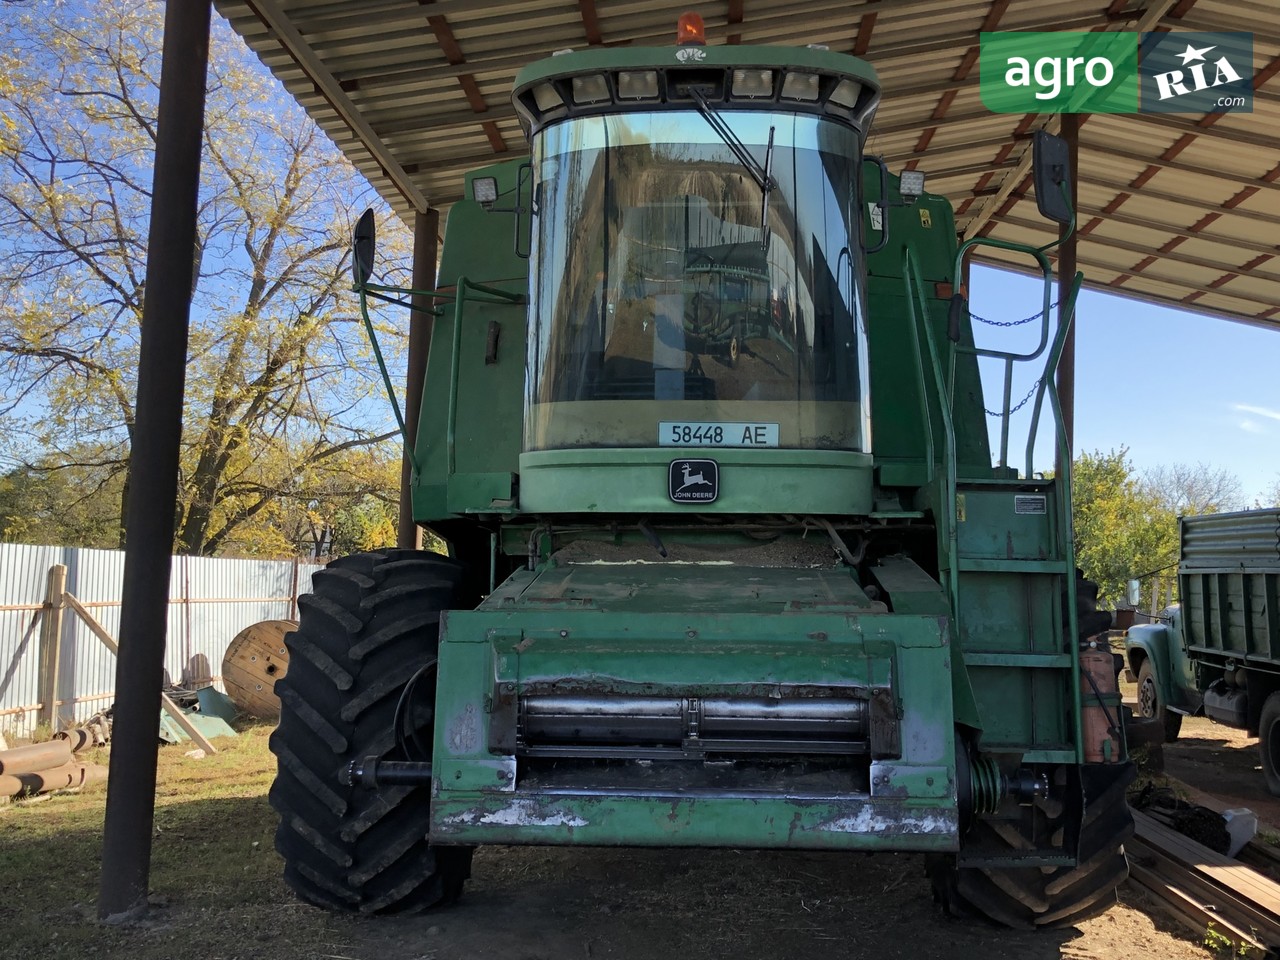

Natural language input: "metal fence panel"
[0,542,321,736]
[0,543,62,729]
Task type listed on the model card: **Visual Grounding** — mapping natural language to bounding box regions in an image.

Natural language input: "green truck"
[267,16,1134,928]
[1125,508,1280,792]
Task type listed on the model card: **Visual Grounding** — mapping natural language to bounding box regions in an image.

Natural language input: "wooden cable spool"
[221,619,296,720]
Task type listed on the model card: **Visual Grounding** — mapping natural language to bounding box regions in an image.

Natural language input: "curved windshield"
[525,110,870,452]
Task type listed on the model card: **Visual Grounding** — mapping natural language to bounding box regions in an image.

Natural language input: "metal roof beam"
[994,213,1280,281]
[239,0,430,212]
[1070,204,1280,258]
[1076,139,1280,194]
[972,250,1278,324]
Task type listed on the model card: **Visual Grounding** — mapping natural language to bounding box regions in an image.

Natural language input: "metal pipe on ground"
[52,728,92,753]
[0,739,72,775]
[0,762,108,796]
[97,0,212,923]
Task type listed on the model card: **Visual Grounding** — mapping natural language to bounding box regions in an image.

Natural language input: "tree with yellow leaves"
[0,0,413,556]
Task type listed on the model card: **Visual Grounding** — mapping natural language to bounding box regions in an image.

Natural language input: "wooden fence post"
[37,564,68,731]
[62,592,217,755]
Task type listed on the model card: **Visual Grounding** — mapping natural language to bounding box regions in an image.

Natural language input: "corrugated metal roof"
[213,0,1280,330]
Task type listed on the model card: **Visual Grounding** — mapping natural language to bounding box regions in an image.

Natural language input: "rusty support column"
[1056,113,1081,464]
[98,0,211,921]
[398,207,441,548]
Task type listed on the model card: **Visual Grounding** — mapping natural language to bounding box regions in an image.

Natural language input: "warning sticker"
[1014,495,1048,515]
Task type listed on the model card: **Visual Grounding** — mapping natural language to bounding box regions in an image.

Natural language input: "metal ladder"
[903,243,1086,762]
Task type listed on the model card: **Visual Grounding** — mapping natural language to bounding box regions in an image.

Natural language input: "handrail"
[1024,270,1083,478]
[951,237,1056,470]
[903,247,958,609]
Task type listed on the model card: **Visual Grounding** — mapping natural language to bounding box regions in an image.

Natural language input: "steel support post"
[1056,112,1081,461]
[98,0,212,921]
[398,208,440,548]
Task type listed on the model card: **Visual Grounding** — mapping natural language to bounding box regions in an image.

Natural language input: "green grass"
[0,723,366,959]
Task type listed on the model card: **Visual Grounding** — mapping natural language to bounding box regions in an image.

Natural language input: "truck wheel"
[1259,692,1280,797]
[1137,660,1182,742]
[268,548,474,913]
[929,762,1135,928]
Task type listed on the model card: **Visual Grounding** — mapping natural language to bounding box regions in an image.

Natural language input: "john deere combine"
[269,14,1133,928]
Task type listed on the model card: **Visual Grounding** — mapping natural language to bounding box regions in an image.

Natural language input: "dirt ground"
[1,724,1220,960]
[1161,714,1280,832]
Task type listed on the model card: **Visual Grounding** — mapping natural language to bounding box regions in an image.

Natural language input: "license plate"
[659,421,779,447]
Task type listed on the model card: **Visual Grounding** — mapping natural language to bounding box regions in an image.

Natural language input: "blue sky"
[971,264,1280,503]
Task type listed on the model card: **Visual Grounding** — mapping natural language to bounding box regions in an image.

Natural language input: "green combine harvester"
[269,13,1134,928]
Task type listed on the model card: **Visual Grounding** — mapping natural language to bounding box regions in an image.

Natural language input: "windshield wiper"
[688,87,775,235]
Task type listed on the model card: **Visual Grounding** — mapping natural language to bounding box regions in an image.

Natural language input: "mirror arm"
[358,287,417,471]
[1034,181,1076,254]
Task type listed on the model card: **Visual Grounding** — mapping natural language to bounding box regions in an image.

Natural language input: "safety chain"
[970,300,1060,327]
[986,379,1042,417]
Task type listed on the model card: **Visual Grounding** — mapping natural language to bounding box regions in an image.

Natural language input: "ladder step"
[962,652,1072,668]
[956,478,1054,488]
[957,557,1067,573]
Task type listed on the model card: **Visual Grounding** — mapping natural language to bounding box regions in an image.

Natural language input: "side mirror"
[1032,131,1072,225]
[515,163,533,260]
[1126,579,1142,607]
[352,208,376,287]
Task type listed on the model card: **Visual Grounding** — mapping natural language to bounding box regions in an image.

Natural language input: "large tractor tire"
[1258,691,1280,797]
[269,548,473,913]
[929,762,1136,928]
[1136,659,1182,743]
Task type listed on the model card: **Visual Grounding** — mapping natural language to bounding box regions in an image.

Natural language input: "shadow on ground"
[0,789,1105,960]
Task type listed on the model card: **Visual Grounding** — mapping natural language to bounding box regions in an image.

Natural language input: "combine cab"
[269,14,1133,928]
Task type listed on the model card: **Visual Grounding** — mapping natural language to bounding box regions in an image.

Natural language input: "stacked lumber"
[0,738,107,799]
[1127,808,1280,956]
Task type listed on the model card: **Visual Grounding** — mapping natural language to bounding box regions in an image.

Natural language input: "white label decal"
[1014,495,1047,515]
[660,422,779,447]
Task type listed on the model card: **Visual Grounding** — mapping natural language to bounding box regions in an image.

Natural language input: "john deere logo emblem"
[669,459,718,503]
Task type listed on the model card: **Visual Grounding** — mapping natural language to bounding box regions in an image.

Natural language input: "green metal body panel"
[1179,509,1280,665]
[1125,621,1194,713]
[864,181,993,488]
[413,162,528,521]
[519,448,873,514]
[430,564,959,849]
